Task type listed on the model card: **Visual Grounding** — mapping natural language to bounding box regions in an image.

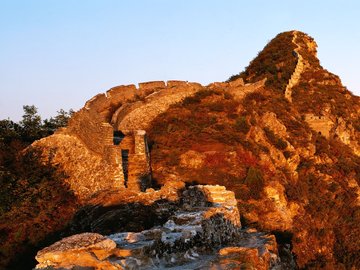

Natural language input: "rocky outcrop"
[35,233,118,270]
[35,185,282,270]
[28,74,267,202]
[334,117,360,156]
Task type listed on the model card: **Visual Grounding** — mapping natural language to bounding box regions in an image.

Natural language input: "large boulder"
[35,233,119,269]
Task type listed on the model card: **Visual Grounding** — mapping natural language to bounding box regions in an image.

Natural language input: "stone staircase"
[285,31,305,103]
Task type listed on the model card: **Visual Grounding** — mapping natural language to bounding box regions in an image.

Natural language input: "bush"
[234,116,250,134]
[283,150,293,159]
[263,127,287,150]
[228,31,297,92]
[243,166,264,199]
[182,95,201,105]
[208,101,225,112]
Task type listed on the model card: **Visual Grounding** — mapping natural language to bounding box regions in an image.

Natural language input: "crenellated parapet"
[116,81,203,130]
[63,77,268,156]
[57,77,267,194]
[138,80,166,90]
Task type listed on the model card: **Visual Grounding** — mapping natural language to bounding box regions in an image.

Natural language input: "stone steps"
[285,31,305,103]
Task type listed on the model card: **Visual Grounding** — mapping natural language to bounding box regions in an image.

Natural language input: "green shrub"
[275,138,288,150]
[182,95,201,105]
[223,92,233,100]
[234,117,250,134]
[243,166,264,199]
[228,31,297,92]
[263,127,287,150]
[208,102,225,112]
[283,150,293,159]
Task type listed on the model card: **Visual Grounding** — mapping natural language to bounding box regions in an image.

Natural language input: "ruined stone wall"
[63,109,113,155]
[37,185,282,270]
[65,78,264,155]
[228,78,266,100]
[207,78,265,99]
[127,130,151,191]
[116,79,265,131]
[103,145,124,188]
[285,31,305,102]
[65,81,201,152]
[57,78,268,194]
[335,117,360,156]
[118,135,134,153]
[305,114,334,138]
[138,81,166,96]
[111,102,142,127]
[89,84,137,121]
[127,154,150,191]
[32,134,121,200]
[116,82,203,131]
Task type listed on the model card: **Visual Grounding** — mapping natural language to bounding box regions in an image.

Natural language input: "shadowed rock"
[35,185,282,270]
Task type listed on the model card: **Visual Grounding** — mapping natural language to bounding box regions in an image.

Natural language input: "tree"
[42,109,74,136]
[0,119,21,143]
[19,105,42,142]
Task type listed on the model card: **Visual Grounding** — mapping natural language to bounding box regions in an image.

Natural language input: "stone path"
[285,31,305,103]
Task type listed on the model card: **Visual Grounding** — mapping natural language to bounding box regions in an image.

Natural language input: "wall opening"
[113,131,125,145]
[144,135,150,156]
[121,149,129,187]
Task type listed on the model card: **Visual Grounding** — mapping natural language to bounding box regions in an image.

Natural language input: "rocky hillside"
[149,31,360,268]
[1,30,359,269]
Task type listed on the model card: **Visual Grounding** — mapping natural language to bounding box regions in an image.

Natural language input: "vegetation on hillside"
[1,31,360,269]
[149,30,360,269]
[228,31,297,92]
[149,89,279,201]
[0,106,76,269]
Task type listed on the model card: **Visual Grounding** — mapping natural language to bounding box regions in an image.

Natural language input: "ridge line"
[284,31,305,102]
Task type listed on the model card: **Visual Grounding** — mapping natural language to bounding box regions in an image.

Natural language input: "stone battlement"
[66,81,195,152]
[84,80,201,116]
[60,77,267,195]
[138,80,166,90]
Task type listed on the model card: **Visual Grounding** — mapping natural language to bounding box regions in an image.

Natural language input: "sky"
[1,0,360,121]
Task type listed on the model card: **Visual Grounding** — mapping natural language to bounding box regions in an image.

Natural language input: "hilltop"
[0,30,359,269]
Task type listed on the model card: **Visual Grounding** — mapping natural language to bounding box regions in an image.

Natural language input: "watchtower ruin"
[104,129,151,192]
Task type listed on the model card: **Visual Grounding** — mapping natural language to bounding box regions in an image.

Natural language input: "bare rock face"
[334,117,360,156]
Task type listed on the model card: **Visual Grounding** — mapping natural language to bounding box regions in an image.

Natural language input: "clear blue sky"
[1,0,359,121]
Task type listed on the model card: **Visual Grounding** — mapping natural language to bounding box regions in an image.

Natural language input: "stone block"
[167,80,188,88]
[229,78,244,87]
[138,81,166,90]
[84,93,109,113]
[106,84,137,100]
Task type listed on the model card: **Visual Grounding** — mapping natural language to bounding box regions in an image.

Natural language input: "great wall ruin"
[284,31,305,103]
[43,78,265,199]
[13,30,360,270]
[30,29,360,203]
